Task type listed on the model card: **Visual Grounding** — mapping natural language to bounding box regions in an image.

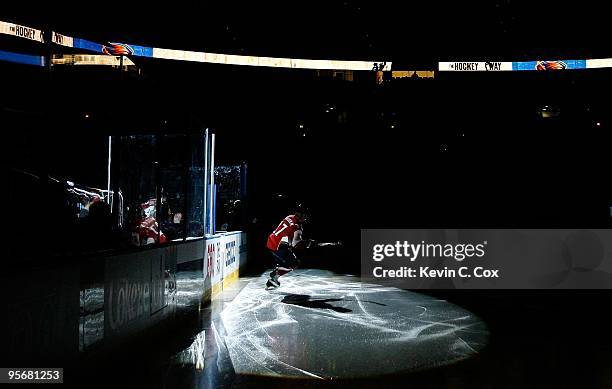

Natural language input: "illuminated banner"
[440,60,588,72]
[51,54,135,67]
[152,47,390,70]
[392,70,435,79]
[0,49,45,66]
[513,60,586,71]
[2,18,390,71]
[72,38,105,53]
[9,19,612,73]
[51,31,73,47]
[101,42,152,57]
[439,62,513,71]
[53,31,391,71]
[0,20,44,43]
[586,58,612,69]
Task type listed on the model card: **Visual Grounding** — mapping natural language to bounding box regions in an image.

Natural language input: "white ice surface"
[220,269,488,379]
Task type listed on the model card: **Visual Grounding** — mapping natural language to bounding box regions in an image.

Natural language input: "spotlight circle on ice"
[219,269,489,380]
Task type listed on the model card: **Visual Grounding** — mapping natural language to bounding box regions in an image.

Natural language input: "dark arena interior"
[2,2,612,388]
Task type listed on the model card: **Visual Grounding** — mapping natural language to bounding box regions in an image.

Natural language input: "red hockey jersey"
[267,215,301,251]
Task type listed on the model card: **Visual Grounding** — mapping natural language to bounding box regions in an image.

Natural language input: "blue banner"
[73,38,105,53]
[127,44,152,57]
[513,60,587,71]
[0,49,44,66]
[70,39,153,58]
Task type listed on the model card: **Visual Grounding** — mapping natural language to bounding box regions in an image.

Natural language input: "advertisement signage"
[0,20,44,43]
[204,232,246,299]
[440,59,588,72]
[513,60,586,71]
[439,61,513,71]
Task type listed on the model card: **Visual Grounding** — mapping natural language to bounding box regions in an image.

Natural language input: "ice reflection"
[173,330,206,371]
[175,271,205,308]
[220,269,489,379]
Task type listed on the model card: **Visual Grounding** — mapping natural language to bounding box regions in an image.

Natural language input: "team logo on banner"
[102,42,134,56]
[536,61,567,70]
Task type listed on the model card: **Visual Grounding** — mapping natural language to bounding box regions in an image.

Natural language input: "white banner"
[51,31,73,47]
[2,19,392,72]
[586,58,612,69]
[153,48,391,71]
[0,20,44,43]
[439,61,513,72]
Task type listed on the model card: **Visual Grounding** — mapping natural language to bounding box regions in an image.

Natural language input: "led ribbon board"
[439,60,588,71]
[55,33,392,71]
[3,19,393,71]
[0,21,74,48]
[0,49,45,66]
[8,19,612,72]
[0,20,44,43]
[51,54,136,67]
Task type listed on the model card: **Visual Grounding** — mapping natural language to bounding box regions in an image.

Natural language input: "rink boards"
[205,231,247,300]
[0,231,247,364]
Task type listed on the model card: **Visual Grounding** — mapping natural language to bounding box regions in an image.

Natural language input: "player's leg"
[276,252,299,278]
[267,244,295,287]
[267,250,284,288]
